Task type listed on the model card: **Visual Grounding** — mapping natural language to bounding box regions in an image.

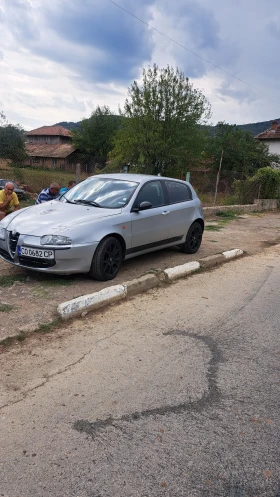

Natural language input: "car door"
[130,180,171,252]
[164,180,196,239]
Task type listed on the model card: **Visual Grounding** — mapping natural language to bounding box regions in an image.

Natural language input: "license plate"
[18,246,55,260]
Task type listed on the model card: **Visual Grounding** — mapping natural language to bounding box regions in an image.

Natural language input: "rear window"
[165,181,192,203]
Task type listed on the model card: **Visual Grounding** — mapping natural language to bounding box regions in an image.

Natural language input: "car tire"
[89,236,123,281]
[180,222,203,254]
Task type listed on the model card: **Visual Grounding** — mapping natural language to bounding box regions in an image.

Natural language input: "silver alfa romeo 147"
[0,174,204,281]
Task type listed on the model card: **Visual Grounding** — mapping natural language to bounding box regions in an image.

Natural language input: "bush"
[253,167,280,199]
[233,167,280,203]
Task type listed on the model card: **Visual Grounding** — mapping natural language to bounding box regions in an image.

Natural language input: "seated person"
[60,180,76,194]
[0,182,20,220]
[35,183,60,204]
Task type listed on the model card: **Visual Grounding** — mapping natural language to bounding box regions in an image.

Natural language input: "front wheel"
[180,222,203,254]
[89,236,123,281]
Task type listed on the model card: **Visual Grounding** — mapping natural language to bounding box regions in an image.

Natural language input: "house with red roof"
[24,125,78,171]
[256,120,280,155]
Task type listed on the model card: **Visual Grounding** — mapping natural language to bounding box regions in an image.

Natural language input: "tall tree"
[205,122,280,176]
[110,64,211,175]
[72,106,121,169]
[0,112,26,163]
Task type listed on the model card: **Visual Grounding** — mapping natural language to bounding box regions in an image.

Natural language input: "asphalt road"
[0,244,280,496]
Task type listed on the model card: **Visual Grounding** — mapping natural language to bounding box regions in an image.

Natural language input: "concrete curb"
[164,261,200,281]
[57,285,126,319]
[57,248,244,320]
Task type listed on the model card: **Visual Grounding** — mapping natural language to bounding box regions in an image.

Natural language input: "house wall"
[26,136,71,145]
[262,140,280,155]
[23,156,77,172]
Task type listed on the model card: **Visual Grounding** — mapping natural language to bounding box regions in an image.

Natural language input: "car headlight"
[40,235,72,245]
[0,226,5,240]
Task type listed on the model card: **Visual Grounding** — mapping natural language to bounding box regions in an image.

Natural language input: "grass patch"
[20,198,35,208]
[0,317,62,348]
[216,210,238,219]
[34,318,62,334]
[0,336,14,346]
[0,275,27,287]
[32,287,50,298]
[0,303,14,312]
[205,211,239,232]
[200,193,239,206]
[205,225,222,231]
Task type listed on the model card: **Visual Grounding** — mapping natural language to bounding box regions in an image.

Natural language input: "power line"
[109,0,280,105]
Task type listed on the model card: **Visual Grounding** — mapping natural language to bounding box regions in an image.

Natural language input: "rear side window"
[165,181,193,203]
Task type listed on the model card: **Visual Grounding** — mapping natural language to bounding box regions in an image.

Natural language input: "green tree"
[110,64,211,175]
[72,106,121,169]
[0,112,26,163]
[205,122,280,176]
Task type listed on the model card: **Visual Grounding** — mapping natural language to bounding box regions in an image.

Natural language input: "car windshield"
[0,180,19,190]
[62,177,139,209]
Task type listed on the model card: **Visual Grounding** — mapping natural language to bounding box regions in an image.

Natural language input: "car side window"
[165,181,192,204]
[136,181,165,208]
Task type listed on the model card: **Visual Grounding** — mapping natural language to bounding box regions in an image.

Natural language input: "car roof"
[0,179,23,189]
[87,173,189,185]
[1,179,17,183]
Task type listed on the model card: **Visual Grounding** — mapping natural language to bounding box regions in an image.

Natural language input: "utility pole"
[213,150,223,205]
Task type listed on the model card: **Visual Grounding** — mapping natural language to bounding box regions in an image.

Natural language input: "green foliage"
[215,210,237,218]
[204,122,278,176]
[0,111,27,163]
[72,106,121,168]
[0,275,27,287]
[233,167,280,202]
[110,64,211,175]
[232,178,260,204]
[12,164,25,183]
[253,167,280,198]
[4,166,86,193]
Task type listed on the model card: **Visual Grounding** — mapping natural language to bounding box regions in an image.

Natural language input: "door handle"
[161,210,170,215]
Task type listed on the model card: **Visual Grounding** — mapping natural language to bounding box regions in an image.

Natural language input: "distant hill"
[235,119,279,136]
[55,118,279,136]
[55,115,122,132]
[54,121,82,131]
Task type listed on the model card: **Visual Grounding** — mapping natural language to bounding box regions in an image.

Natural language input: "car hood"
[2,201,122,236]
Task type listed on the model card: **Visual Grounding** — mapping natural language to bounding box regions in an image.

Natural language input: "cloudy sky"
[1,0,280,130]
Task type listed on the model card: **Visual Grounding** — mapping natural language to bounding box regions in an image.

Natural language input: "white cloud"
[0,0,280,129]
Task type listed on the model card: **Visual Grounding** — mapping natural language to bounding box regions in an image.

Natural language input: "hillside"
[236,119,279,136]
[55,118,279,136]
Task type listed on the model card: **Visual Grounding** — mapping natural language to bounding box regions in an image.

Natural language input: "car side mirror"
[131,201,152,212]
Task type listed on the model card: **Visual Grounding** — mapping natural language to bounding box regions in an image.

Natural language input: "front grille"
[0,248,13,262]
[9,231,20,256]
[18,256,56,268]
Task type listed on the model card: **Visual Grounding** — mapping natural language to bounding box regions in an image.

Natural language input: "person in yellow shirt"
[0,182,20,220]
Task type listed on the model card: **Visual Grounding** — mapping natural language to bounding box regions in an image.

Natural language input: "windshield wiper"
[73,199,102,207]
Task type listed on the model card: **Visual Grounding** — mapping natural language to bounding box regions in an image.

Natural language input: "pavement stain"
[73,332,223,440]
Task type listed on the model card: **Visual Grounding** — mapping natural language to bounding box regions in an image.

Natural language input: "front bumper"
[0,230,98,274]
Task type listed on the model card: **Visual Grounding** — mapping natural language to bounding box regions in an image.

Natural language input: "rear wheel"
[89,236,123,281]
[180,222,203,254]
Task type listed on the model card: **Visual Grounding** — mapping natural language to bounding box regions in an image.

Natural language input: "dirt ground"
[0,210,280,342]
